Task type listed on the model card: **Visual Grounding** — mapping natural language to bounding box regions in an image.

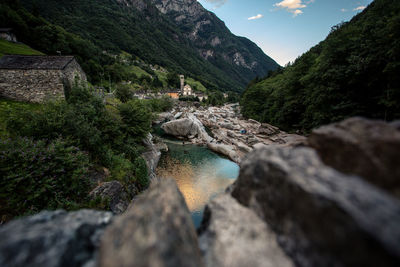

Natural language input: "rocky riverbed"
[157,103,306,163]
[1,111,400,267]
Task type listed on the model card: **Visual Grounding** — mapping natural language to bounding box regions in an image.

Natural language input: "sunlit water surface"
[156,139,239,228]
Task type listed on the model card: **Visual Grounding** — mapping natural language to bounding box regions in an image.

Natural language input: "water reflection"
[156,141,239,227]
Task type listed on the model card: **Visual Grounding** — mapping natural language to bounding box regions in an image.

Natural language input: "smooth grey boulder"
[207,142,239,163]
[199,194,294,267]
[154,112,174,124]
[0,209,112,267]
[89,181,130,214]
[99,178,203,267]
[161,114,212,142]
[232,146,400,267]
[309,117,400,196]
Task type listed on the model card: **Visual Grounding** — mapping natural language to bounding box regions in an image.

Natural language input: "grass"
[0,98,41,138]
[0,39,44,58]
[186,77,207,92]
[129,65,151,78]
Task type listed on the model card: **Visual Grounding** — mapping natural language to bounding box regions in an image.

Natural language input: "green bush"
[0,137,91,219]
[115,84,134,103]
[144,96,174,113]
[118,99,153,142]
[3,86,154,219]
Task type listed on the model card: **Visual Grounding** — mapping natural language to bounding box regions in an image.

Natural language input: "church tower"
[180,74,185,94]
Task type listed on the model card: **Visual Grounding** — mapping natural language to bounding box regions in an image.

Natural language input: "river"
[156,139,239,228]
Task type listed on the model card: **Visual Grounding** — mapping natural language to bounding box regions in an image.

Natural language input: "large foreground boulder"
[232,146,400,267]
[0,210,112,267]
[99,178,203,267]
[161,114,212,142]
[309,117,400,196]
[199,194,294,267]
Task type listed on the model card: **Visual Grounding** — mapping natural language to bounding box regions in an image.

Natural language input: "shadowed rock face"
[99,178,203,267]
[89,181,130,214]
[232,146,400,267]
[309,117,400,197]
[199,194,294,267]
[0,210,113,267]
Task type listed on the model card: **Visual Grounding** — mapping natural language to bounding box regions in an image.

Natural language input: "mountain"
[149,0,277,85]
[16,0,278,92]
[240,0,400,131]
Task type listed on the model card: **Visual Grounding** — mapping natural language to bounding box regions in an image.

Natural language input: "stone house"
[0,55,87,103]
[0,28,17,43]
[182,84,193,96]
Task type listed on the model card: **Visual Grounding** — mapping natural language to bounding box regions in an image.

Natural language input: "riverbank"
[157,103,306,163]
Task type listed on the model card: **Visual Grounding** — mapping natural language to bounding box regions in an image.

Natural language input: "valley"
[1,0,400,267]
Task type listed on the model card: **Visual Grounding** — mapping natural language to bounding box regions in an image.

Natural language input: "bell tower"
[180,74,185,94]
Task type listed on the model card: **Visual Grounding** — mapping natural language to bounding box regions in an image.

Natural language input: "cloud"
[353,6,366,11]
[274,0,306,9]
[341,8,348,12]
[292,10,303,17]
[248,14,263,20]
[201,0,228,8]
[273,0,314,16]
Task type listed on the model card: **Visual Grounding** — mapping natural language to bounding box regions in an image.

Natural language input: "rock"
[156,141,169,152]
[207,142,239,163]
[390,120,400,130]
[220,122,235,130]
[236,141,252,153]
[99,178,203,267]
[0,210,112,267]
[155,112,174,124]
[309,117,400,196]
[257,123,280,136]
[89,181,130,214]
[142,133,162,180]
[199,194,294,267]
[232,146,400,267]
[161,114,212,142]
[174,111,183,119]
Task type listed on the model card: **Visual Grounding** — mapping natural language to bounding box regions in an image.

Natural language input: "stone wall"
[0,69,65,103]
[62,59,87,90]
[0,59,87,103]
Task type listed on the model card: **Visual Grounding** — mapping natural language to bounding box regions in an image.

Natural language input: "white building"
[182,84,193,96]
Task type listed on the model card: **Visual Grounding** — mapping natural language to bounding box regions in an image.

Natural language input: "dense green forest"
[241,0,400,132]
[2,0,278,92]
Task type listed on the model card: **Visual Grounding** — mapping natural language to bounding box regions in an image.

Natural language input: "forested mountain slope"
[17,0,278,92]
[241,0,400,131]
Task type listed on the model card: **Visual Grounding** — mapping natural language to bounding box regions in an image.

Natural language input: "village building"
[182,84,193,96]
[0,55,87,103]
[0,28,17,43]
[166,89,180,99]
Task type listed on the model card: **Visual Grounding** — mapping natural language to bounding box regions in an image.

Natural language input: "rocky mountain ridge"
[149,0,275,78]
[18,0,278,91]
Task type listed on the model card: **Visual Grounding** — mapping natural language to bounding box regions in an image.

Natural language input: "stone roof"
[0,28,13,33]
[0,55,75,70]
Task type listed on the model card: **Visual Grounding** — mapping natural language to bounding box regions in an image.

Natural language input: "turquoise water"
[157,139,239,228]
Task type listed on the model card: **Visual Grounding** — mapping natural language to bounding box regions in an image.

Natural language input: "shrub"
[0,137,91,219]
[144,96,174,112]
[118,100,152,142]
[115,84,134,103]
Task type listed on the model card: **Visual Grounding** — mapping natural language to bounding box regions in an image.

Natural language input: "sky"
[197,0,374,66]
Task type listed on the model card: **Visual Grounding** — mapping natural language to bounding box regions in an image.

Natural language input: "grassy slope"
[0,39,43,57]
